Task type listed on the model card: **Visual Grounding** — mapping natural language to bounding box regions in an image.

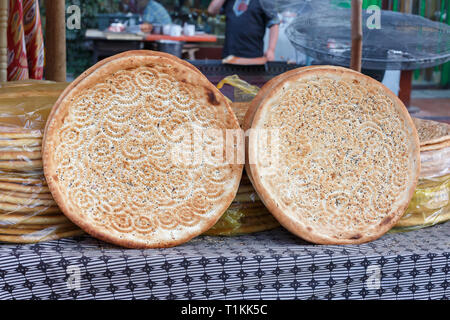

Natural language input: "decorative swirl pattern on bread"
[43,52,242,248]
[248,68,420,244]
[412,117,450,146]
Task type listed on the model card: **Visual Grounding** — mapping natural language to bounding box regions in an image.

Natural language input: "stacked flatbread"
[205,101,279,236]
[43,51,243,248]
[412,118,450,179]
[0,82,83,243]
[204,171,279,235]
[394,118,450,230]
[245,66,420,244]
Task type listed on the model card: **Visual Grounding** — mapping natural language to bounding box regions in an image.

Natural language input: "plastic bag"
[0,81,83,243]
[392,174,450,232]
[217,75,260,102]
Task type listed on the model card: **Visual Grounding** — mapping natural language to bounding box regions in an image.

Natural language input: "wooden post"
[350,0,363,72]
[44,0,66,81]
[0,0,7,82]
[400,0,412,14]
[399,70,412,107]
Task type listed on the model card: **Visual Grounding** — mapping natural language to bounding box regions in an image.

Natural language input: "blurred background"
[34,0,448,90]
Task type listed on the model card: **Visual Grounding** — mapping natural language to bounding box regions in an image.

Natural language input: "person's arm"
[208,0,226,16]
[264,24,279,61]
[140,2,153,32]
[140,23,153,33]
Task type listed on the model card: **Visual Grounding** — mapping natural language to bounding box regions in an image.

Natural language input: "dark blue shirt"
[222,0,280,58]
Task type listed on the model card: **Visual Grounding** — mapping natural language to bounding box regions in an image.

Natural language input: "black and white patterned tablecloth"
[0,223,449,300]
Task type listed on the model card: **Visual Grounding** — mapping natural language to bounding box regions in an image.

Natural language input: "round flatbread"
[0,193,56,206]
[0,176,46,185]
[0,213,70,225]
[43,50,243,248]
[242,65,346,132]
[0,222,72,230]
[0,151,41,161]
[0,130,43,139]
[247,66,420,244]
[7,190,53,200]
[0,202,60,214]
[0,223,78,235]
[412,117,450,146]
[0,229,84,243]
[0,146,41,153]
[0,181,49,193]
[243,66,360,187]
[0,159,43,170]
[419,147,450,179]
[0,138,42,148]
[420,140,450,152]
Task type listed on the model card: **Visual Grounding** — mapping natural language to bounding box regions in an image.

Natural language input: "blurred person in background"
[120,0,148,14]
[140,0,173,33]
[207,0,279,60]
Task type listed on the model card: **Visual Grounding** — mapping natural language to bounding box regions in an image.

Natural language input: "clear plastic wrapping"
[419,148,450,179]
[217,75,260,102]
[393,174,450,232]
[0,81,83,243]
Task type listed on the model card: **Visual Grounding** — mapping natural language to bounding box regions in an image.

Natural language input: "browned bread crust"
[246,66,420,244]
[43,50,243,248]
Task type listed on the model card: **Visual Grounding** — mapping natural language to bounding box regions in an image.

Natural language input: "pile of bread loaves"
[394,118,449,231]
[0,51,447,247]
[0,82,82,243]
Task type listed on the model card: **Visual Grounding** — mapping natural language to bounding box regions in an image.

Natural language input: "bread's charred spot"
[307,226,312,232]
[350,234,362,240]
[61,112,68,124]
[52,174,58,182]
[206,89,220,105]
[381,215,392,226]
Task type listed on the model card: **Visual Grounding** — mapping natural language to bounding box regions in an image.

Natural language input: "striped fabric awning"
[7,0,44,81]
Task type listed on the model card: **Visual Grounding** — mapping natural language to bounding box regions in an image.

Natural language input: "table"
[0,223,448,300]
[85,29,218,63]
[286,10,450,109]
[145,34,217,43]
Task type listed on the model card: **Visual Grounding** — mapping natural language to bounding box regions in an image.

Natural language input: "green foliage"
[98,0,122,13]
